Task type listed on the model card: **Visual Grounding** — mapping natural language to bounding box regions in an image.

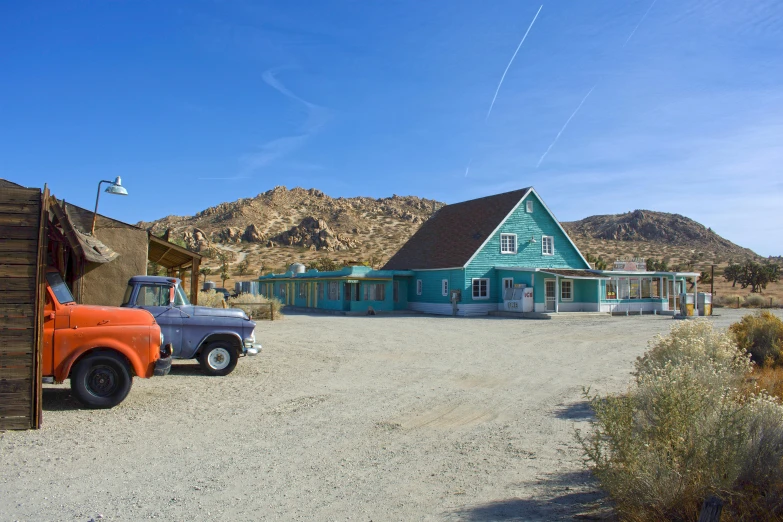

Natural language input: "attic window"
[542,236,554,256]
[526,200,533,213]
[500,234,517,254]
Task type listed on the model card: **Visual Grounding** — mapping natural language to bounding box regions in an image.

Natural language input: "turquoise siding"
[408,269,464,304]
[393,277,409,310]
[464,192,588,304]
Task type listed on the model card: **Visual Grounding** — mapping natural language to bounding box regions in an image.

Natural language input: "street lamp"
[91,176,129,235]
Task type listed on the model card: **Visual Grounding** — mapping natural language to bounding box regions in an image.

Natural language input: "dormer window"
[500,233,517,254]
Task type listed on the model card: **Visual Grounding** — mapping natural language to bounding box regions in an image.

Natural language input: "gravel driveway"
[0,309,765,521]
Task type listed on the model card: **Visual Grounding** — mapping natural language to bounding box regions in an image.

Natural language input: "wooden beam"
[155,247,173,264]
[191,258,200,305]
[32,186,49,429]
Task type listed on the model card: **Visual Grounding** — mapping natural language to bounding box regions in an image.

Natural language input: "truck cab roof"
[128,275,181,285]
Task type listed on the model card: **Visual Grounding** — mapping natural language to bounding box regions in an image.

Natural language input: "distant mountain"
[562,210,759,266]
[139,190,759,274]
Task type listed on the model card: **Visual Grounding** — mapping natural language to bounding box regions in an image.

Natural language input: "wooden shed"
[0,180,49,430]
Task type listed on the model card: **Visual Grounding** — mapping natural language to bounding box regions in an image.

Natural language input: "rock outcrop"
[270,217,359,252]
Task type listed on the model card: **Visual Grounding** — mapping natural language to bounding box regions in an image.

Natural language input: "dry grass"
[228,293,283,320]
[751,366,783,401]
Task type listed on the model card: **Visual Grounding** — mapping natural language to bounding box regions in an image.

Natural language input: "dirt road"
[0,310,761,521]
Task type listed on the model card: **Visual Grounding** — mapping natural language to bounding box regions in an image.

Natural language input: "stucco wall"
[81,228,148,306]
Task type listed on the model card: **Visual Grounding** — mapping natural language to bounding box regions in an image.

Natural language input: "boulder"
[243,224,264,243]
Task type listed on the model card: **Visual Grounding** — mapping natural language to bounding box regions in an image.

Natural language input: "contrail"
[623,0,658,47]
[464,158,472,177]
[486,5,543,121]
[536,84,596,168]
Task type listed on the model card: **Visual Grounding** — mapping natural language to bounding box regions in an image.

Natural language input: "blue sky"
[1,1,781,256]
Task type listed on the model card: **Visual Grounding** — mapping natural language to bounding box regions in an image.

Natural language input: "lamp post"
[91,177,129,235]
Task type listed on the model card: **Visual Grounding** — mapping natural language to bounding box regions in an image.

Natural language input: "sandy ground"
[0,309,774,521]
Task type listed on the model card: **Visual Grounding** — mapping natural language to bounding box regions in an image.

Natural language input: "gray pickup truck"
[121,276,260,376]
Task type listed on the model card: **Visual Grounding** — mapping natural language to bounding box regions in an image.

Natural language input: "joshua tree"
[199,266,212,285]
[220,262,230,288]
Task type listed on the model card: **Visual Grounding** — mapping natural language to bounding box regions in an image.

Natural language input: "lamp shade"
[105,176,128,196]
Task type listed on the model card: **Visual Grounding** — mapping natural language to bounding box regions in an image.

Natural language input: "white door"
[545,280,556,311]
[502,278,514,300]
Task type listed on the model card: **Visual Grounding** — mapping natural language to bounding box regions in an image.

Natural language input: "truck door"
[42,291,56,376]
[134,284,183,356]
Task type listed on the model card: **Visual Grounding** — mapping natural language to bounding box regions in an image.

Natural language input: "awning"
[538,269,610,280]
[148,234,201,270]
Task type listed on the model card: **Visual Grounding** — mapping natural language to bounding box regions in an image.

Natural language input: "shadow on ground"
[553,400,594,421]
[168,363,204,376]
[42,388,83,411]
[448,471,615,521]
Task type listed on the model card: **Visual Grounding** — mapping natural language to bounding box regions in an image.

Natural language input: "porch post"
[597,279,601,312]
[694,277,698,315]
[555,275,560,313]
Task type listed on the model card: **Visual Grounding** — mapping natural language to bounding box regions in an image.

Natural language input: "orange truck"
[42,270,172,408]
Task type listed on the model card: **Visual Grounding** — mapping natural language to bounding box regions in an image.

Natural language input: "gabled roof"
[382,188,531,270]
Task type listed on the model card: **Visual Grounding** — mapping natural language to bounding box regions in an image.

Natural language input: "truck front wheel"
[71,353,133,408]
[199,342,238,376]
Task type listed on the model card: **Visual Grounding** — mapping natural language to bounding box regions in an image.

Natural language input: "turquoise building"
[258,188,700,316]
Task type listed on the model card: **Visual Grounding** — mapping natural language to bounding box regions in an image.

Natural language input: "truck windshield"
[121,285,133,306]
[46,272,75,304]
[175,285,191,306]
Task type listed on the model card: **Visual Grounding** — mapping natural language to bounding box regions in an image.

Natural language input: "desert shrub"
[635,320,750,382]
[730,311,783,367]
[198,290,226,308]
[228,293,283,319]
[744,294,766,308]
[714,294,743,308]
[578,321,783,521]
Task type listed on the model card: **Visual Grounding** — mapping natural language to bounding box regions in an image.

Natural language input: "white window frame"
[560,279,573,302]
[416,279,423,296]
[541,235,554,256]
[441,279,449,296]
[526,200,533,213]
[472,278,489,300]
[500,233,517,254]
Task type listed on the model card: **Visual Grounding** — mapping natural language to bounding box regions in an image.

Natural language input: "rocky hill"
[562,210,759,267]
[138,186,445,271]
[139,190,761,278]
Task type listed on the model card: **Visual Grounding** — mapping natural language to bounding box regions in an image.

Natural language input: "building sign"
[613,257,647,272]
[345,279,359,284]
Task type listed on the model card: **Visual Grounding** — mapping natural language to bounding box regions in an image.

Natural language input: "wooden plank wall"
[0,186,45,430]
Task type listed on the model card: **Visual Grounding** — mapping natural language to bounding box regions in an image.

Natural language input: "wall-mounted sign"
[345,279,359,284]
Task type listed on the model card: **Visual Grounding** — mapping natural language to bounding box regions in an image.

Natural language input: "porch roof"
[497,267,609,280]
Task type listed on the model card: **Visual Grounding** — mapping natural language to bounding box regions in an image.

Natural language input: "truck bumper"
[154,344,173,376]
[242,342,262,356]
[154,356,172,376]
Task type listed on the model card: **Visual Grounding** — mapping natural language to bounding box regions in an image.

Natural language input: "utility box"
[697,293,712,316]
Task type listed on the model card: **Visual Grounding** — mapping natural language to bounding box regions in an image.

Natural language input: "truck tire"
[199,342,238,376]
[71,352,133,409]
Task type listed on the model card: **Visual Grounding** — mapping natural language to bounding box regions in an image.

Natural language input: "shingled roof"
[382,188,531,270]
